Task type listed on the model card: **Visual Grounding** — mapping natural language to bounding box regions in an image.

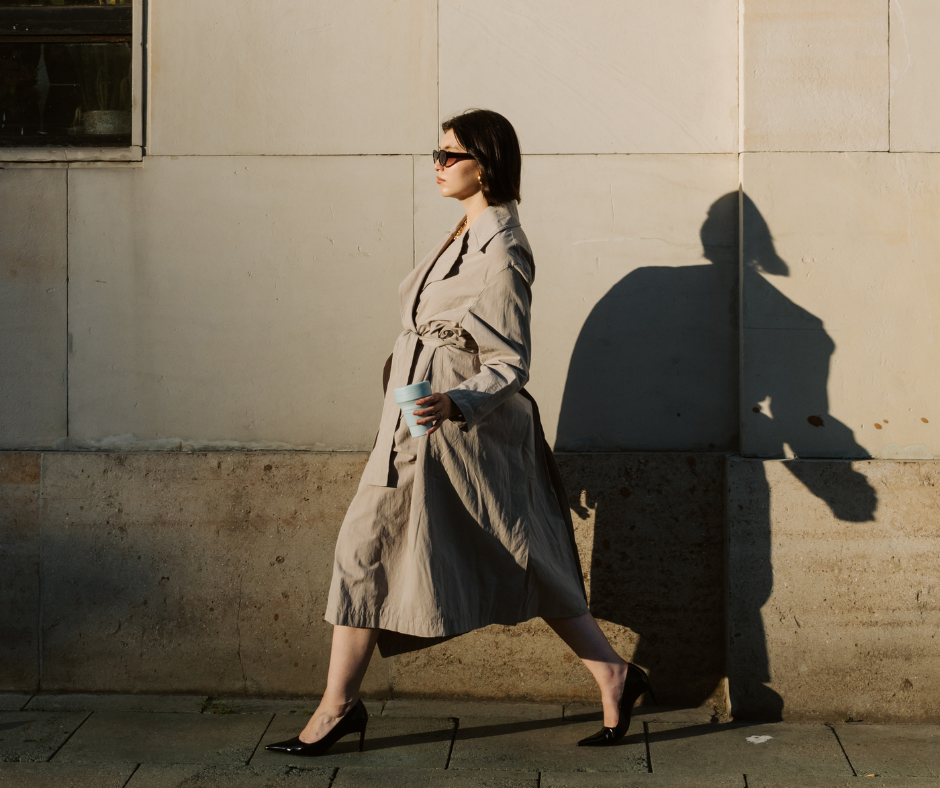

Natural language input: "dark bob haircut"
[442,109,522,205]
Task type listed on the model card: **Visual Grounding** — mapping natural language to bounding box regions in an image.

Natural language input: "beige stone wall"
[2,0,940,718]
[0,451,727,712]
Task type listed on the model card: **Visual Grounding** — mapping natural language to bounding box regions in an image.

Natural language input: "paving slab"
[563,703,716,724]
[448,716,647,773]
[542,774,743,788]
[833,723,940,777]
[750,779,940,788]
[332,767,538,788]
[253,714,454,770]
[0,710,89,762]
[26,694,208,714]
[382,699,562,720]
[0,695,32,712]
[647,722,852,781]
[126,763,333,787]
[201,698,327,716]
[0,761,137,787]
[53,711,272,764]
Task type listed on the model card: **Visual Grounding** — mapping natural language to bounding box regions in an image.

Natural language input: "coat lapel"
[400,217,464,332]
[400,201,522,332]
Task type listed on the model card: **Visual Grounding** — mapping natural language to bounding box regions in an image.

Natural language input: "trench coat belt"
[362,327,471,488]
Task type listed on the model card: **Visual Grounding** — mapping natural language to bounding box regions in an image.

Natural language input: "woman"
[266,109,654,757]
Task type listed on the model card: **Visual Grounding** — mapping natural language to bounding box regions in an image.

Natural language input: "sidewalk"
[1,693,938,787]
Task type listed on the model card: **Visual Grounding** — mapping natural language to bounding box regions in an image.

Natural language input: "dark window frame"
[0,1,141,160]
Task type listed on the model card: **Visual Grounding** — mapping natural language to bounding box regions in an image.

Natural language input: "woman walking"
[266,109,654,757]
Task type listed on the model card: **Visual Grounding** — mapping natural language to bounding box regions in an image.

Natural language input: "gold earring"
[477,173,483,185]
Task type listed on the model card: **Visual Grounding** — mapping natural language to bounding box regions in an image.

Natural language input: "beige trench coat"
[325,201,588,657]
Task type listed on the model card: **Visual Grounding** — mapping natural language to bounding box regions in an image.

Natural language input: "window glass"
[0,41,131,145]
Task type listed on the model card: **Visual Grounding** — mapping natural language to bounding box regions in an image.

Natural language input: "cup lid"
[394,380,432,403]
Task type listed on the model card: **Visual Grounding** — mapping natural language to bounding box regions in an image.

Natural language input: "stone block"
[0,710,88,762]
[440,1,737,153]
[740,153,940,459]
[646,722,850,781]
[39,452,391,696]
[333,769,538,788]
[515,155,738,451]
[382,699,561,720]
[447,715,647,772]
[750,779,940,788]
[0,169,67,449]
[67,155,413,451]
[25,694,207,713]
[127,763,333,787]
[742,0,888,151]
[891,0,940,152]
[542,775,743,788]
[0,454,41,690]
[252,714,455,769]
[149,0,436,155]
[0,762,136,788]
[728,458,940,722]
[416,155,740,448]
[393,454,727,709]
[833,723,940,777]
[54,711,271,764]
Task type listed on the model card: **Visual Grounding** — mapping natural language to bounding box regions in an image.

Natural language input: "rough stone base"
[3,451,939,720]
[728,458,940,722]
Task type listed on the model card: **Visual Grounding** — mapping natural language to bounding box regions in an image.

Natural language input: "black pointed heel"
[577,663,655,747]
[265,699,368,757]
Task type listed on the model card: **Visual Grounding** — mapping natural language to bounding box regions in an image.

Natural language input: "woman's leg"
[543,612,631,727]
[299,625,379,743]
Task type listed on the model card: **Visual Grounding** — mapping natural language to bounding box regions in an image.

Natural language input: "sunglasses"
[432,149,475,167]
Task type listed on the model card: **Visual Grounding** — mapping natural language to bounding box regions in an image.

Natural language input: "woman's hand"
[414,392,458,435]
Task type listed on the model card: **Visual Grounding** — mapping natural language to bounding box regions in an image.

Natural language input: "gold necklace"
[454,218,468,237]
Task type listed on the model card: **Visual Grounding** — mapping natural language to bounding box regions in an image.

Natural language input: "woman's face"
[435,129,483,201]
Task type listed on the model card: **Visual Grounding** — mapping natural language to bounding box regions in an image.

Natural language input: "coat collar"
[466,200,521,254]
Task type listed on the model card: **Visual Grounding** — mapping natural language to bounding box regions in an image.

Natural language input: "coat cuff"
[445,389,474,432]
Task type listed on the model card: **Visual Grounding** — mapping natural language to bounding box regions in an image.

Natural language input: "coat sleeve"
[445,261,532,431]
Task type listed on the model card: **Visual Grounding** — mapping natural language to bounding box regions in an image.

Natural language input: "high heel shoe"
[577,663,656,747]
[265,699,368,756]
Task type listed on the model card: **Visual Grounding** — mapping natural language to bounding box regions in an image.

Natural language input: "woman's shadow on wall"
[554,191,877,718]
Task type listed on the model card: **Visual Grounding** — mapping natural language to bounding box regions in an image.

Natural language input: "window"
[0,0,141,160]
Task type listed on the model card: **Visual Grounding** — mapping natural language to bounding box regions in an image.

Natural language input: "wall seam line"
[37,451,44,691]
[65,165,69,443]
[887,0,891,151]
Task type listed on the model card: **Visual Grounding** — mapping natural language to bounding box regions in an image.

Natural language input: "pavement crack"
[120,763,141,788]
[46,710,93,762]
[326,766,339,787]
[246,712,276,765]
[643,720,653,772]
[827,722,857,776]
[444,717,459,769]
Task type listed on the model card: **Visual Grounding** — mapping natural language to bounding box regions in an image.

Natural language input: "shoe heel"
[358,718,368,752]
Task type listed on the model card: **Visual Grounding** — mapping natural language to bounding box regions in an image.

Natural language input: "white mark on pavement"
[746,735,773,744]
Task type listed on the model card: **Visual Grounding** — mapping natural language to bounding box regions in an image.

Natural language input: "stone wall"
[3,0,940,720]
[0,451,727,712]
[3,450,940,721]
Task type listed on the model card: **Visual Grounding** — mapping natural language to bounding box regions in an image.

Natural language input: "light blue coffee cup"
[394,380,433,437]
